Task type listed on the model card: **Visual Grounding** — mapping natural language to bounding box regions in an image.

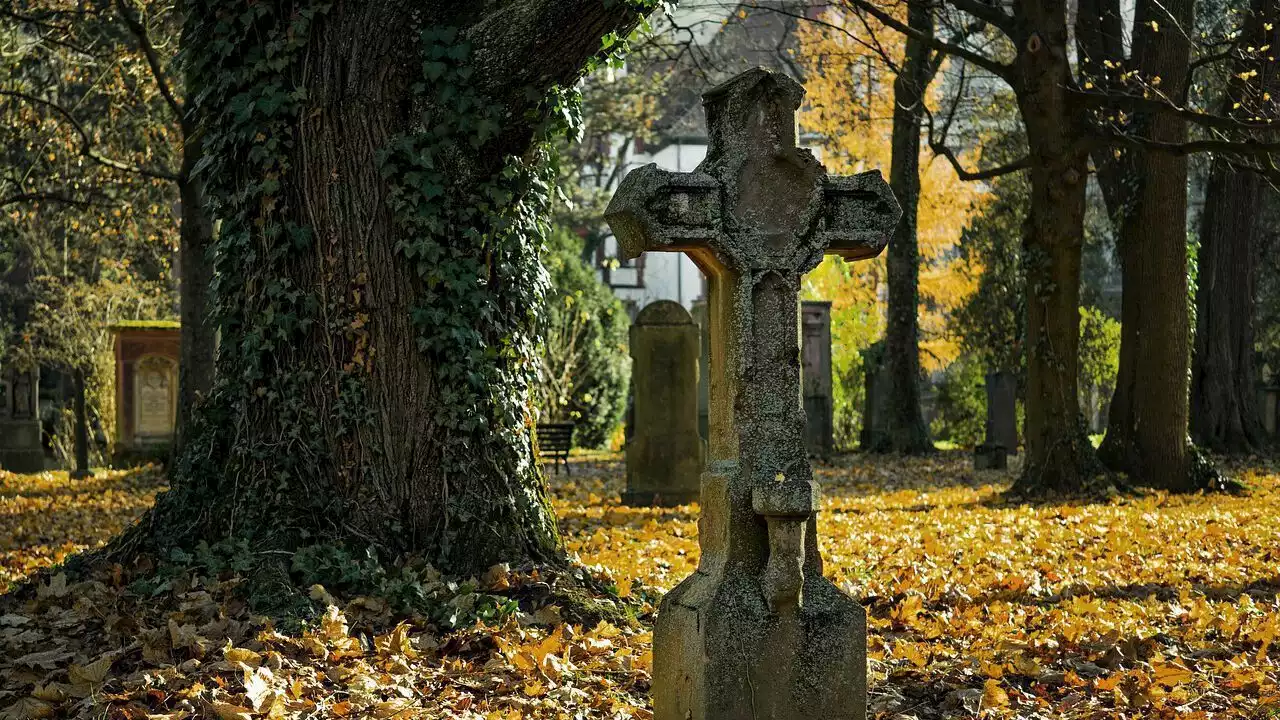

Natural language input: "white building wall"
[596,139,710,316]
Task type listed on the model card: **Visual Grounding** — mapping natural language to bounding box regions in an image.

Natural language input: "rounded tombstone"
[625,300,703,506]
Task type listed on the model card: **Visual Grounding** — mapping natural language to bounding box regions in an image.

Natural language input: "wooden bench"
[536,422,575,476]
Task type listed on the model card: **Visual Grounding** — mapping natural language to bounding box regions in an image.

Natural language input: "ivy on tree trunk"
[126,0,657,578]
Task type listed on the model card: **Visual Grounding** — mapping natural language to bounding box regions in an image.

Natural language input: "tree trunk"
[1093,0,1195,489]
[875,0,934,454]
[1192,161,1267,453]
[1011,0,1096,492]
[173,135,216,462]
[1190,0,1279,454]
[71,367,90,479]
[134,0,649,577]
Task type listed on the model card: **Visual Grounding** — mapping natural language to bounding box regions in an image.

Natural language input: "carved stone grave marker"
[110,322,181,449]
[801,300,834,458]
[606,67,900,720]
[625,300,703,506]
[0,366,45,473]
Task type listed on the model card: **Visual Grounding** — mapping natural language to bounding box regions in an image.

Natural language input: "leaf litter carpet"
[1,454,1279,719]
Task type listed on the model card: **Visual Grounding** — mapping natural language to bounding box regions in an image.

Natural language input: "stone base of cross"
[606,68,900,720]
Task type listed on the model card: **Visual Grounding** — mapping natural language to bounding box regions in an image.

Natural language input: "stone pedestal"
[801,301,833,458]
[607,68,900,720]
[0,367,44,473]
[624,301,703,506]
[974,442,1008,470]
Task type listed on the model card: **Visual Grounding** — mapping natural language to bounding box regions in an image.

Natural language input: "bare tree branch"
[0,191,115,210]
[113,0,185,127]
[842,0,1015,81]
[0,90,180,182]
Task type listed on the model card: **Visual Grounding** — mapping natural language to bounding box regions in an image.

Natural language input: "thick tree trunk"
[875,0,934,454]
[1190,0,1279,454]
[1011,0,1096,492]
[1092,0,1195,489]
[173,136,216,461]
[1192,162,1267,453]
[135,0,648,577]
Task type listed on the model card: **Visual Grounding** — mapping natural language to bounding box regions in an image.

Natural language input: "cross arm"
[816,170,902,261]
[604,164,721,260]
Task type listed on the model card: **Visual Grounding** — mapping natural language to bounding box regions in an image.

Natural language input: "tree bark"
[1190,0,1279,454]
[132,0,649,577]
[173,134,216,462]
[1090,0,1195,489]
[1011,0,1096,491]
[875,0,934,454]
[71,367,91,479]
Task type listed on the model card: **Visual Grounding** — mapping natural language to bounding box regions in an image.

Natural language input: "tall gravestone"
[985,371,1018,454]
[801,301,834,458]
[691,299,712,443]
[0,366,44,473]
[859,341,889,450]
[625,301,704,506]
[606,68,900,720]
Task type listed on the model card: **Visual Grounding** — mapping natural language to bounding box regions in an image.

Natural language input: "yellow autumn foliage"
[4,456,1280,719]
[798,8,988,372]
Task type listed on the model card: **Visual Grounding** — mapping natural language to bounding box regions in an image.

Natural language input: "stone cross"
[606,68,900,720]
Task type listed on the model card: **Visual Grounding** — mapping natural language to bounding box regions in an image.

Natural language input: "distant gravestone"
[985,371,1018,454]
[606,67,899,720]
[691,299,711,443]
[859,341,889,450]
[0,366,45,473]
[801,301,834,458]
[110,322,181,448]
[624,301,703,506]
[1260,385,1278,438]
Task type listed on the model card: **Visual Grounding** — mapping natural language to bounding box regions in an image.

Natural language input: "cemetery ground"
[1,456,1279,720]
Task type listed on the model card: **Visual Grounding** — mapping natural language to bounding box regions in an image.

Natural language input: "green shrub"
[1078,306,1121,425]
[930,354,987,448]
[534,226,630,448]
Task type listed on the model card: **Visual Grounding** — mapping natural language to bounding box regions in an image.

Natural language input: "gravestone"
[110,322,181,448]
[691,299,712,443]
[859,341,889,450]
[0,366,45,473]
[1260,385,1278,438]
[625,301,704,506]
[984,371,1018,454]
[801,301,834,458]
[606,67,900,720]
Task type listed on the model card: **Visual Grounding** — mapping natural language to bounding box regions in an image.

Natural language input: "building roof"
[108,320,180,331]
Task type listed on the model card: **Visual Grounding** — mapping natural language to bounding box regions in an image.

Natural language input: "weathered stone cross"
[606,68,900,720]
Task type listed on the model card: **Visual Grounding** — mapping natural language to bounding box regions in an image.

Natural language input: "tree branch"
[113,0,185,126]
[943,0,1015,34]
[842,0,1015,81]
[0,191,114,210]
[1072,87,1280,133]
[0,90,180,182]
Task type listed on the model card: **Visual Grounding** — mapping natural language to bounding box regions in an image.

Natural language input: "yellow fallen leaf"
[69,655,114,686]
[225,645,262,668]
[372,699,412,718]
[210,702,254,720]
[523,680,547,697]
[982,679,1010,709]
